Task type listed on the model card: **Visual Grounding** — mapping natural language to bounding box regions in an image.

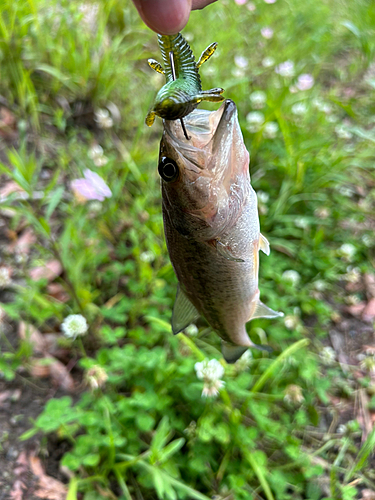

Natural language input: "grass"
[0,0,375,498]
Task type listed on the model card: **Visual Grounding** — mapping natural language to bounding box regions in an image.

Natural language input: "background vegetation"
[0,0,375,499]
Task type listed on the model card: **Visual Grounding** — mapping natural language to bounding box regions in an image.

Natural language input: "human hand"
[132,0,217,35]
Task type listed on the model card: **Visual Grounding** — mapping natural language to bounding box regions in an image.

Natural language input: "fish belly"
[163,191,260,346]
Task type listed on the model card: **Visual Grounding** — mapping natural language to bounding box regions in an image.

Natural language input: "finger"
[192,0,217,9]
[132,0,192,35]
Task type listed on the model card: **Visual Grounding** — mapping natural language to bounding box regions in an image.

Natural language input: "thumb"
[133,0,192,35]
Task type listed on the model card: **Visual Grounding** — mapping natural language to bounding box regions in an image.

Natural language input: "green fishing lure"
[145,33,225,131]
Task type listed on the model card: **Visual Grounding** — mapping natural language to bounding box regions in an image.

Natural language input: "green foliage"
[1,0,374,498]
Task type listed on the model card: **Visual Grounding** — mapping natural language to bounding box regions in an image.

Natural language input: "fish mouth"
[163,99,238,153]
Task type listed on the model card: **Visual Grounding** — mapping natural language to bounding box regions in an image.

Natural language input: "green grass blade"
[251,339,309,393]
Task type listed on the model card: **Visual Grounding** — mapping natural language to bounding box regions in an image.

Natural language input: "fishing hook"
[169,50,190,140]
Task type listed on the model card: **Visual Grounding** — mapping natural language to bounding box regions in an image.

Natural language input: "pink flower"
[264,0,277,3]
[234,0,247,4]
[71,169,112,202]
[296,73,314,91]
[261,27,274,39]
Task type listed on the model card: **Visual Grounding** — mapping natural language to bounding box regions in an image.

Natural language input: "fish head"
[159,99,250,239]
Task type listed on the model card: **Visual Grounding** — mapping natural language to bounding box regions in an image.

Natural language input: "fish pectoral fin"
[251,300,284,320]
[209,239,245,262]
[259,233,270,256]
[172,285,200,335]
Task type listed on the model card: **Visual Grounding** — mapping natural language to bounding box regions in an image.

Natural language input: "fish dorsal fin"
[210,239,245,262]
[172,285,200,335]
[251,300,284,320]
[259,233,270,256]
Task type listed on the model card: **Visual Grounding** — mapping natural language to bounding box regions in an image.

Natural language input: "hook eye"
[158,157,179,183]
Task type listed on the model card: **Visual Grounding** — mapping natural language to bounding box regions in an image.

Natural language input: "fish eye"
[158,157,179,183]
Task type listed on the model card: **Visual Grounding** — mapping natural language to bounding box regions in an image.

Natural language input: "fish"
[158,99,283,363]
[145,32,225,129]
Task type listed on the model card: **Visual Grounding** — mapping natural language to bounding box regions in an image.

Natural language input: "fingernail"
[135,0,192,35]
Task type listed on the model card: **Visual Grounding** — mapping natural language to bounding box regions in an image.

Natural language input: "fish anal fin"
[209,239,245,262]
[259,233,270,256]
[172,285,200,335]
[251,300,284,320]
[222,341,272,364]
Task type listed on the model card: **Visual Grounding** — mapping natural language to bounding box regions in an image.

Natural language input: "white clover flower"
[235,349,253,370]
[314,207,330,219]
[294,216,310,229]
[284,384,304,403]
[291,102,308,116]
[0,267,11,289]
[61,314,88,339]
[234,55,249,69]
[275,60,295,78]
[362,234,373,247]
[94,109,113,129]
[246,111,265,133]
[326,115,339,123]
[335,125,353,140]
[319,346,336,365]
[184,324,198,336]
[262,57,275,68]
[140,251,155,263]
[344,266,360,283]
[249,90,267,109]
[231,68,245,78]
[88,144,108,167]
[313,280,327,291]
[263,121,279,138]
[284,315,299,330]
[246,1,256,10]
[257,191,269,204]
[234,0,246,4]
[296,73,314,91]
[338,243,356,261]
[85,365,108,390]
[184,32,194,42]
[202,379,225,398]
[261,27,274,39]
[282,270,301,285]
[360,354,375,375]
[264,0,277,3]
[337,424,347,434]
[195,359,225,398]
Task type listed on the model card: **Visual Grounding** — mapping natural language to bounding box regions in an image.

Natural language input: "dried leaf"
[362,298,375,323]
[19,322,47,353]
[30,355,75,391]
[46,283,69,303]
[364,273,375,299]
[8,228,36,255]
[29,260,62,282]
[48,356,75,392]
[345,303,366,317]
[360,490,375,500]
[9,451,28,500]
[0,181,26,201]
[29,456,67,500]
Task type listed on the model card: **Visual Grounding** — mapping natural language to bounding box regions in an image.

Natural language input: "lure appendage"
[146,33,225,126]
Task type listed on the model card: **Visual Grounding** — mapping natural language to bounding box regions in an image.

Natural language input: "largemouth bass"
[159,99,283,363]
